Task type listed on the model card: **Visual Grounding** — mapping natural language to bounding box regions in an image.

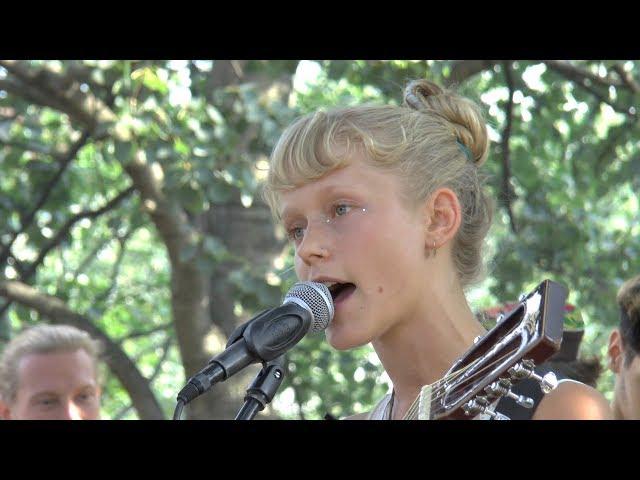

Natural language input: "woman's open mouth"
[328,282,356,306]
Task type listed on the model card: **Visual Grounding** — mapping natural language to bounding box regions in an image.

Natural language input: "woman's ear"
[424,188,462,249]
[608,329,624,373]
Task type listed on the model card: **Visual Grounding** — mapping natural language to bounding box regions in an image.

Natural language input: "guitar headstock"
[409,279,568,420]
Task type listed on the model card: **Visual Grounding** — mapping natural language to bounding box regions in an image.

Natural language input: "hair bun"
[403,79,444,110]
[403,79,489,167]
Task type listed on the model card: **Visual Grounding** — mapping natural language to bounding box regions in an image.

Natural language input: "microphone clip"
[235,356,286,420]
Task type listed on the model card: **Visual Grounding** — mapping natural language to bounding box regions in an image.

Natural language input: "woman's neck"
[372,285,486,420]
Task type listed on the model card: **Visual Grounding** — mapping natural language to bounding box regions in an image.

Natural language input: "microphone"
[176,281,334,405]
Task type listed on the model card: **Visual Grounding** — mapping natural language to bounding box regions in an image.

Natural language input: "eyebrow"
[279,184,364,220]
[30,384,96,399]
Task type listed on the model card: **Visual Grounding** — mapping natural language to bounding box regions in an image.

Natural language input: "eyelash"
[286,204,354,242]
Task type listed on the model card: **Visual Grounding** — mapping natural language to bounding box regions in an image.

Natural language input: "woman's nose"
[296,221,332,266]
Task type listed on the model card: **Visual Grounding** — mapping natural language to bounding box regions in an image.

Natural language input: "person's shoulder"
[532,379,612,420]
[340,393,392,420]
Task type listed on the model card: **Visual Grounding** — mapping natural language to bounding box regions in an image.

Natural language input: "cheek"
[329,210,425,299]
[356,224,423,285]
[293,253,308,279]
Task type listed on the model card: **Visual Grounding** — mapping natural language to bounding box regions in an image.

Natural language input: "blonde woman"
[263,79,611,420]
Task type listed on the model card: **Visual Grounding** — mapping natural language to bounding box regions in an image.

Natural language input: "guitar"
[402,279,568,420]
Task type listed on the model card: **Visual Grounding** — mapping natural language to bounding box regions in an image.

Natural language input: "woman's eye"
[335,204,352,216]
[288,227,305,242]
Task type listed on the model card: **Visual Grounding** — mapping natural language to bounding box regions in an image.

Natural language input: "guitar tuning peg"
[510,392,535,409]
[462,397,488,417]
[531,371,558,394]
[509,360,559,394]
[485,379,535,409]
[463,398,511,420]
[495,313,505,324]
[518,293,527,302]
[485,409,510,420]
[462,399,482,416]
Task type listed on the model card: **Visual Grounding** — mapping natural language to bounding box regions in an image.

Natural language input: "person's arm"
[532,380,612,419]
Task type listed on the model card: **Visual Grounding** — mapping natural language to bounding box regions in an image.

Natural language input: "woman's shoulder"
[532,379,612,420]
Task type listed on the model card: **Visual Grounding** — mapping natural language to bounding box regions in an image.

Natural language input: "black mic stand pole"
[235,356,286,420]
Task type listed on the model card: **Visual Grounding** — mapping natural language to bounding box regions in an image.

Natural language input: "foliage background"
[0,60,637,419]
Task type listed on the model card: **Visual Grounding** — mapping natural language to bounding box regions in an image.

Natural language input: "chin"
[325,325,371,351]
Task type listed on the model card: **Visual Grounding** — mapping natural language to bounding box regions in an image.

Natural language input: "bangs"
[269,110,352,188]
[264,105,407,217]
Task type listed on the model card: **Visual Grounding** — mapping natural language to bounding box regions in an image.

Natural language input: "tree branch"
[0,279,165,419]
[501,61,518,235]
[544,60,623,90]
[207,60,249,94]
[593,120,635,176]
[612,64,640,94]
[0,186,135,320]
[115,322,173,344]
[66,236,113,286]
[0,130,91,268]
[92,229,134,306]
[148,337,173,384]
[543,61,637,119]
[112,335,173,420]
[65,61,114,98]
[23,185,136,281]
[446,60,499,86]
[0,61,117,132]
[123,155,197,264]
[123,153,218,420]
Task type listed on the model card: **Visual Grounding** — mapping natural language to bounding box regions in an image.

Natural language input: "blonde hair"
[263,79,493,287]
[0,324,102,403]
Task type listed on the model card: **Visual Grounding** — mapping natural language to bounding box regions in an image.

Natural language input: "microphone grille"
[284,282,334,332]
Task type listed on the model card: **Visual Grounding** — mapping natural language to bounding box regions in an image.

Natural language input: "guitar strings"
[416,325,529,418]
[403,341,521,420]
[401,357,484,420]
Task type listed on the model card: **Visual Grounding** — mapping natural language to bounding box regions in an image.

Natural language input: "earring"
[431,240,437,258]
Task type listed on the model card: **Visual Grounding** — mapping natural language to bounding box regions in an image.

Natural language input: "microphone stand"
[235,356,286,420]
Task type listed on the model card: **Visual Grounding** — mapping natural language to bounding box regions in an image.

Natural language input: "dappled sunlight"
[1,59,637,420]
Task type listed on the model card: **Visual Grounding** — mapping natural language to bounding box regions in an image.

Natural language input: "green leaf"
[114,140,135,162]
[131,67,169,94]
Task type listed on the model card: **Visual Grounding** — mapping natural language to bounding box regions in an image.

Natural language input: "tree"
[1,60,638,419]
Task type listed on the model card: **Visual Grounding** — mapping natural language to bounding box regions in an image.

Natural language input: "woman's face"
[279,154,431,350]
